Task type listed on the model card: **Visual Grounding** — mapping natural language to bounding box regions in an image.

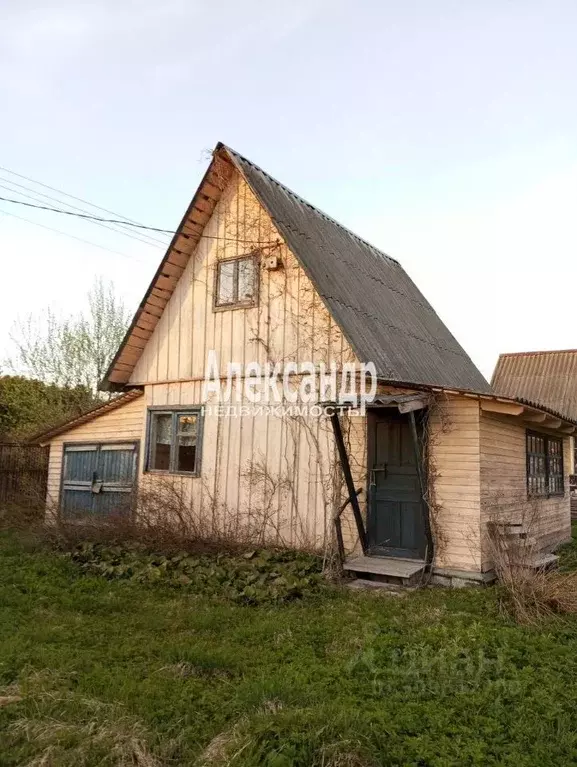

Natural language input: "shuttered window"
[147,409,203,475]
[526,431,564,497]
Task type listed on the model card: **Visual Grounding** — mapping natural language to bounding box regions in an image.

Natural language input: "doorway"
[366,410,426,559]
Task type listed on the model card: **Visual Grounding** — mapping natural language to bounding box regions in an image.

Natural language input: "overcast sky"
[1,0,576,380]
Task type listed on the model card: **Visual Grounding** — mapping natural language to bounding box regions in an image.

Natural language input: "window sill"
[145,469,201,478]
[213,301,257,313]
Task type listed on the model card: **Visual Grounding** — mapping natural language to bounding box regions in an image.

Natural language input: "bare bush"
[38,475,322,557]
[486,503,577,623]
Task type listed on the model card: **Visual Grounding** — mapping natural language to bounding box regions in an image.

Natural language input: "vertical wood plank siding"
[128,170,356,549]
[480,412,572,565]
[129,173,354,386]
[137,382,339,548]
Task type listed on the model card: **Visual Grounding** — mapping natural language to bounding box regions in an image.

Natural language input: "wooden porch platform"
[343,555,427,585]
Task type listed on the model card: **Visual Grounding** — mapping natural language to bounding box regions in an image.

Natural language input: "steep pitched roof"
[492,349,577,422]
[104,143,491,393]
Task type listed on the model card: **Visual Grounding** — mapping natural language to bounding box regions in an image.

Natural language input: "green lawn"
[2,532,577,766]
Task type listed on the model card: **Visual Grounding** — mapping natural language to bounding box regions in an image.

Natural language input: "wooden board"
[344,555,425,579]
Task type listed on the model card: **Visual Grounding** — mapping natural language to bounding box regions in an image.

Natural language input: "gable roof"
[31,389,143,444]
[103,143,491,394]
[492,349,577,422]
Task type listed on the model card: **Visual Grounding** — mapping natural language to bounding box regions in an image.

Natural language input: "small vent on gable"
[264,255,282,271]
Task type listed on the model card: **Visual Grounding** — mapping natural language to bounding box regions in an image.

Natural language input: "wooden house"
[36,145,576,585]
[493,349,577,519]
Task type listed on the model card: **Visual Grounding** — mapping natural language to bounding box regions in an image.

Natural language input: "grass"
[2,530,577,766]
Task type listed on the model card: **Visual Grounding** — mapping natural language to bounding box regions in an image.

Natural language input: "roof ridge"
[498,349,577,358]
[219,143,400,266]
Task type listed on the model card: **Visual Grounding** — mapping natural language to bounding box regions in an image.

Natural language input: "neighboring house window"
[147,409,202,475]
[215,255,258,308]
[526,430,564,497]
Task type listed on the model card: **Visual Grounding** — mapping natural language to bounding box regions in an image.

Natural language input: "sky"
[1,0,576,381]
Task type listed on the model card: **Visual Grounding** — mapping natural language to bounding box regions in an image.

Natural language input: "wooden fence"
[0,443,49,508]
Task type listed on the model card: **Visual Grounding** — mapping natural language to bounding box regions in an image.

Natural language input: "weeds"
[1,670,164,767]
[487,517,577,624]
[36,472,329,562]
[66,541,327,605]
[5,531,577,764]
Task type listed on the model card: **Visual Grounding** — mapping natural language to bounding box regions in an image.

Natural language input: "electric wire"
[0,181,166,250]
[0,164,161,232]
[0,194,279,246]
[0,207,151,264]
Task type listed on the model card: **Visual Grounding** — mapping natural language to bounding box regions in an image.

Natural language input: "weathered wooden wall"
[428,395,482,571]
[130,172,354,387]
[45,396,145,511]
[139,382,338,549]
[123,168,361,549]
[480,412,572,563]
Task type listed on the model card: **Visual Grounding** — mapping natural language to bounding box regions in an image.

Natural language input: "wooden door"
[61,442,138,518]
[367,411,426,559]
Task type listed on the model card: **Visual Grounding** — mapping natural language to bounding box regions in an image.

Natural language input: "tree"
[0,376,96,441]
[5,278,131,395]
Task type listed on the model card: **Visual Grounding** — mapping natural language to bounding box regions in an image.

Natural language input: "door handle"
[370,463,387,486]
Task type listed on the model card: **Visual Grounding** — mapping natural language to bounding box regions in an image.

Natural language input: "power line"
[0,181,166,250]
[0,194,176,233]
[0,164,160,231]
[0,193,279,246]
[0,206,151,264]
[0,174,169,247]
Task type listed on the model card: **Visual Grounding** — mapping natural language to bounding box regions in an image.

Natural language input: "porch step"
[533,553,559,571]
[500,535,538,549]
[506,553,559,571]
[343,555,427,586]
[346,579,409,595]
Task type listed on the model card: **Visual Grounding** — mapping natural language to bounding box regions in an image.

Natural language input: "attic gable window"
[215,255,258,309]
[526,430,564,497]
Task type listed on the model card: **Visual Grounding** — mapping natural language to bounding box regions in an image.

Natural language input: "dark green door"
[367,411,426,559]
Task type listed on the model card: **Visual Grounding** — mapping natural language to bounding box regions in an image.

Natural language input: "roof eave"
[433,387,577,429]
[101,145,233,391]
[30,389,144,444]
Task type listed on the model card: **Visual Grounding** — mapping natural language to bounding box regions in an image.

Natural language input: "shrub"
[487,515,577,624]
[66,542,327,605]
[42,474,325,559]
